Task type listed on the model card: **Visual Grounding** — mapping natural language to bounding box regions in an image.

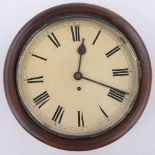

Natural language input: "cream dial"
[17,16,140,138]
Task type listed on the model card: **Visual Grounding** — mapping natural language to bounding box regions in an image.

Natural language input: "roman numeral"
[33,91,50,108]
[78,111,84,127]
[27,76,44,83]
[52,105,65,123]
[99,105,108,118]
[92,30,101,45]
[48,32,61,48]
[70,25,80,42]
[106,46,120,57]
[32,54,47,61]
[108,88,126,102]
[112,68,129,76]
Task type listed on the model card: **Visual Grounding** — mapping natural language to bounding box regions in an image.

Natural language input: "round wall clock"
[4,3,152,151]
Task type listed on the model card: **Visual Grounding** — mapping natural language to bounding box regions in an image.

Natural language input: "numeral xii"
[70,25,80,42]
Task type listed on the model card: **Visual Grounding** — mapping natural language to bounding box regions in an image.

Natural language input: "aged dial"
[17,16,140,138]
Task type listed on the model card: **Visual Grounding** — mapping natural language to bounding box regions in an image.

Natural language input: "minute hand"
[82,76,129,94]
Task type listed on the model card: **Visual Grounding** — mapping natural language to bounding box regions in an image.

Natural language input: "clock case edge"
[4,3,152,151]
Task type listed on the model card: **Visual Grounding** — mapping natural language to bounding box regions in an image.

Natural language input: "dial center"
[74,72,82,80]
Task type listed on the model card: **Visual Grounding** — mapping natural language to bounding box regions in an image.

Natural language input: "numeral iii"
[112,68,129,76]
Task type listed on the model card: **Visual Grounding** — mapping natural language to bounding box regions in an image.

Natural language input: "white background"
[0,0,154,155]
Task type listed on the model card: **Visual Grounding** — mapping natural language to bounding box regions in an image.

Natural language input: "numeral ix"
[27,76,44,83]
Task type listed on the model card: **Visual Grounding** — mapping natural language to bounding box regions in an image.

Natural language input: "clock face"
[16,15,140,138]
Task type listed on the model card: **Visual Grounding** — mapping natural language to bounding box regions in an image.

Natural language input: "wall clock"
[4,3,152,151]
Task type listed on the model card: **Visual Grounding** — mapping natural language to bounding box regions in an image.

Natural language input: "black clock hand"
[77,38,86,72]
[82,75,129,94]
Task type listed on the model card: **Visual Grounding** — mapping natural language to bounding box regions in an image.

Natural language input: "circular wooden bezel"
[4,3,152,151]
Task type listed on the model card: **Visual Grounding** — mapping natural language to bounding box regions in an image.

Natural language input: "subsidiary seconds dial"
[17,16,140,138]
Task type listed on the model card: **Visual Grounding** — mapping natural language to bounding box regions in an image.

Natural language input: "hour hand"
[78,38,86,55]
[77,39,86,72]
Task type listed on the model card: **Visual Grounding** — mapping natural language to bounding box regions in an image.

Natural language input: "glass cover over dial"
[17,15,140,138]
